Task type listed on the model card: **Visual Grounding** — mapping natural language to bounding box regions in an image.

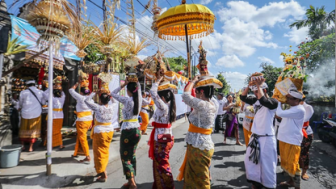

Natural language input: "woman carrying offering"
[43,76,65,150]
[84,83,115,182]
[223,95,243,145]
[111,76,142,189]
[148,75,177,189]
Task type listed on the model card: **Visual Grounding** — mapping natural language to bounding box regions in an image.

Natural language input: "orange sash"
[90,119,111,139]
[176,123,212,181]
[74,111,92,118]
[302,121,309,138]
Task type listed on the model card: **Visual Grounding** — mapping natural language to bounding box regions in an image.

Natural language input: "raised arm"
[276,102,305,119]
[240,86,257,105]
[259,96,278,110]
[69,83,83,101]
[110,82,129,104]
[150,82,167,111]
[84,92,99,112]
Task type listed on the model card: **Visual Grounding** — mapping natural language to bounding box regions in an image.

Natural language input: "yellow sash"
[74,111,92,118]
[90,119,112,139]
[142,105,149,109]
[177,123,212,181]
[123,119,138,122]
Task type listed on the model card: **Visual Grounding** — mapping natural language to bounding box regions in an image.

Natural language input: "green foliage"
[5,36,29,56]
[259,63,283,96]
[215,73,230,95]
[83,44,106,63]
[165,56,198,77]
[289,6,335,40]
[296,33,335,71]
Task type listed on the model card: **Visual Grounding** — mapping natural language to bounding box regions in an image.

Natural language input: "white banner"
[108,74,120,129]
[175,94,188,116]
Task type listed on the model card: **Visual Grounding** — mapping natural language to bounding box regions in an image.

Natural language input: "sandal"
[59,146,66,150]
[121,183,130,189]
[302,173,309,180]
[278,181,295,187]
[96,177,106,182]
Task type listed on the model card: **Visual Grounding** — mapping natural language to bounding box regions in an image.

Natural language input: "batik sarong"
[19,116,41,143]
[73,120,92,156]
[153,140,175,189]
[120,128,141,179]
[93,131,114,174]
[299,134,313,170]
[183,145,214,189]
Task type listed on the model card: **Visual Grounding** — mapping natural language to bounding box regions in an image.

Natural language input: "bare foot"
[236,141,243,146]
[28,148,33,152]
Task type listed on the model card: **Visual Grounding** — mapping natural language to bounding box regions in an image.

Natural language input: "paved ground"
[1,118,335,189]
[64,120,330,189]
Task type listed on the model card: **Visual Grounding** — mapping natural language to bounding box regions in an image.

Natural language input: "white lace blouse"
[84,92,114,134]
[141,97,151,114]
[110,82,142,130]
[182,92,218,150]
[149,82,174,141]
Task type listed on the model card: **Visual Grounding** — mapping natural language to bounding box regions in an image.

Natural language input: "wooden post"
[184,24,191,79]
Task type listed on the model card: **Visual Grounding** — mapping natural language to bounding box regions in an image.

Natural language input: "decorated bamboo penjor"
[272,47,309,103]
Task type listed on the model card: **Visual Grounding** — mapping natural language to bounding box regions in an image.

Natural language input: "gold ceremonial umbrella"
[156,0,215,78]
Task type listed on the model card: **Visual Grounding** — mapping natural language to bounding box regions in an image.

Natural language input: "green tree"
[215,73,230,95]
[290,6,335,40]
[259,63,283,96]
[165,56,198,77]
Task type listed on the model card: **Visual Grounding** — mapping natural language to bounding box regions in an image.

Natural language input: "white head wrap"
[25,80,35,85]
[288,88,303,100]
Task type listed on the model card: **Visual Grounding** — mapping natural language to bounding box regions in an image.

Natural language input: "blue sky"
[6,0,335,91]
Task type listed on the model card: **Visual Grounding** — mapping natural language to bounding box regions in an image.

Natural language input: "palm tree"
[289,5,335,40]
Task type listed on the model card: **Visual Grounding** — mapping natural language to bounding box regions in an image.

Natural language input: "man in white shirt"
[19,80,45,152]
[214,93,227,133]
[277,88,305,189]
[299,92,314,181]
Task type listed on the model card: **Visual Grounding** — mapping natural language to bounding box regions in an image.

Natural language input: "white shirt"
[69,88,93,121]
[149,83,173,141]
[43,88,65,119]
[111,82,142,130]
[11,99,20,110]
[141,97,151,114]
[84,92,115,134]
[19,86,45,119]
[251,100,277,136]
[243,103,255,131]
[303,102,314,135]
[277,103,305,146]
[182,92,218,151]
[217,98,227,115]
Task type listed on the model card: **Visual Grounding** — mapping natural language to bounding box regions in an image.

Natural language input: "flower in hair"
[133,87,138,93]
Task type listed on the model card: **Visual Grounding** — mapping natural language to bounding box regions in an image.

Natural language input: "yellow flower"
[290,45,292,48]
[124,151,128,155]
[124,139,129,143]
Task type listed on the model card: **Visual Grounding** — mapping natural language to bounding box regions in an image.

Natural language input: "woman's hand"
[72,82,79,89]
[192,75,200,83]
[155,75,163,83]
[255,77,265,87]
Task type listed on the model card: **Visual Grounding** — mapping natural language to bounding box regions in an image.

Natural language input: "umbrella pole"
[46,44,53,176]
[184,24,191,79]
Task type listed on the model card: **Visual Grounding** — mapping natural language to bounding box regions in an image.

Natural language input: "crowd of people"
[13,68,313,189]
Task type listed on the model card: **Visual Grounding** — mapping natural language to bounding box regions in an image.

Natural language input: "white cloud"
[258,56,275,64]
[136,55,147,60]
[216,1,305,58]
[199,0,213,5]
[215,55,244,68]
[221,72,248,91]
[284,27,309,44]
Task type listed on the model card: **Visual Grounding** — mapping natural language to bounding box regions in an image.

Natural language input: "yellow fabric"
[90,120,112,139]
[245,115,254,120]
[124,119,138,122]
[157,4,215,40]
[158,83,177,91]
[272,77,304,103]
[19,116,41,139]
[243,126,252,147]
[194,78,223,89]
[179,144,214,188]
[74,111,92,118]
[177,123,212,181]
[93,131,114,174]
[52,119,63,147]
[188,123,213,135]
[279,141,301,177]
[46,109,63,120]
[73,120,92,157]
[139,112,149,132]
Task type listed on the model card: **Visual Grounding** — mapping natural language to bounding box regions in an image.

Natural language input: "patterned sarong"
[299,134,313,170]
[92,131,114,174]
[19,116,41,143]
[73,120,92,156]
[153,140,175,189]
[183,145,214,189]
[120,128,141,179]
